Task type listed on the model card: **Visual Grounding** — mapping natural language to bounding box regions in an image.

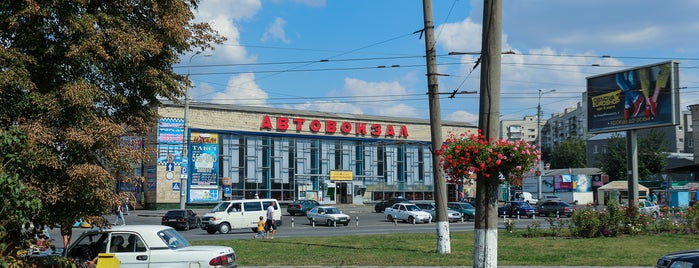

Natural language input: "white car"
[639,200,660,218]
[306,206,351,226]
[65,225,237,267]
[414,203,462,222]
[384,203,433,224]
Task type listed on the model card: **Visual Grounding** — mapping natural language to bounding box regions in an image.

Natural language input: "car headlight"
[670,261,695,268]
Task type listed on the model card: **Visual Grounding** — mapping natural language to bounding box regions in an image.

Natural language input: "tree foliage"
[598,130,668,181]
[0,0,224,263]
[550,137,587,169]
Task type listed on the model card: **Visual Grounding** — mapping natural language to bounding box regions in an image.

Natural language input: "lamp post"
[180,51,209,209]
[537,89,555,200]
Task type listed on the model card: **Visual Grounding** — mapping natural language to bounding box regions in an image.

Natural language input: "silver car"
[307,206,351,226]
[414,203,463,222]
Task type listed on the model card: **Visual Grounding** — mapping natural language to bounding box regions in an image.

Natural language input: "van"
[516,192,538,204]
[201,199,282,234]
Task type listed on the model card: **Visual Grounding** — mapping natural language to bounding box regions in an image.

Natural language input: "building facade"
[500,115,538,144]
[144,102,476,209]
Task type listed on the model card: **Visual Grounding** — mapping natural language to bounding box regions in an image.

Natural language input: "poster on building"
[189,132,219,189]
[189,189,219,203]
[556,175,573,192]
[157,118,184,165]
[586,61,680,133]
[573,174,592,192]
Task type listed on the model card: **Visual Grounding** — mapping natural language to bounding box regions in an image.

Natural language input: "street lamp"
[180,51,211,209]
[537,89,555,200]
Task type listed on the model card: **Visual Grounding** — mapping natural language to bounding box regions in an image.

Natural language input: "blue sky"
[178,0,699,125]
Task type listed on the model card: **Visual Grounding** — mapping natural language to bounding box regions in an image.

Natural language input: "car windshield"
[326,208,341,214]
[210,202,230,212]
[405,205,421,211]
[158,228,191,249]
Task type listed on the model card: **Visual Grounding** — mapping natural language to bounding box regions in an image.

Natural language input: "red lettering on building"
[293,118,305,131]
[356,123,367,135]
[399,125,409,137]
[385,125,395,137]
[341,122,352,134]
[326,120,337,133]
[371,124,381,136]
[261,116,273,129]
[277,117,289,131]
[260,116,409,138]
[309,120,322,132]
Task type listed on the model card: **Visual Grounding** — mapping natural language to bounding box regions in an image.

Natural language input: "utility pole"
[474,0,501,267]
[422,0,450,254]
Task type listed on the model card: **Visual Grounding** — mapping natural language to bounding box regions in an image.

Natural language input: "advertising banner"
[157,118,184,165]
[189,132,219,189]
[586,61,680,133]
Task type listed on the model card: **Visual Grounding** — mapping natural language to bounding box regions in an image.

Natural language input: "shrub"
[570,207,601,238]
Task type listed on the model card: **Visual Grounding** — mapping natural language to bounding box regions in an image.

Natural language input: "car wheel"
[219,223,231,234]
[206,229,217,234]
[251,228,257,233]
[408,216,415,224]
[387,215,394,222]
[343,222,349,226]
[375,207,381,213]
[196,218,201,229]
[327,219,334,226]
[183,222,190,231]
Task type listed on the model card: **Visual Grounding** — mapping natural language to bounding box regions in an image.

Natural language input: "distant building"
[500,115,538,144]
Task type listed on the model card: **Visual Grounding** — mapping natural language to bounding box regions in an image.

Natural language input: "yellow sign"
[330,170,353,181]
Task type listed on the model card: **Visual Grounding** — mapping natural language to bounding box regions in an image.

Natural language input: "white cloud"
[261,17,291,44]
[445,110,479,125]
[209,73,268,106]
[193,0,260,64]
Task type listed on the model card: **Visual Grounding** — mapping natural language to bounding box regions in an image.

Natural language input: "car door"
[110,233,150,268]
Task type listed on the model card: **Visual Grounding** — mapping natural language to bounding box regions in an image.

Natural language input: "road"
[49,206,560,242]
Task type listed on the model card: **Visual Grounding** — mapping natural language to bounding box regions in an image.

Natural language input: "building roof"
[542,168,603,176]
[598,180,649,191]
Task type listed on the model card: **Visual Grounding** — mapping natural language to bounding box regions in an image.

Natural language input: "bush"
[570,207,601,238]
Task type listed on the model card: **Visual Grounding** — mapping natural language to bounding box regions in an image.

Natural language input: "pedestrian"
[650,191,658,205]
[254,192,259,199]
[254,216,265,239]
[114,202,126,225]
[265,203,276,239]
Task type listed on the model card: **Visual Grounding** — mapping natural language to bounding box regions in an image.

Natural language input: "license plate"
[169,219,177,222]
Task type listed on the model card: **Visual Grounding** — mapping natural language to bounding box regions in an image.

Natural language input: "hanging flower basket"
[436,130,540,184]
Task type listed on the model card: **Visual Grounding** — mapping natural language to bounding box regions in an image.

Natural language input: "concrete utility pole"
[627,130,639,207]
[474,0,501,267]
[422,0,451,254]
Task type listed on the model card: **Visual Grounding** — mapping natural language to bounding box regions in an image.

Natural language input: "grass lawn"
[191,231,699,266]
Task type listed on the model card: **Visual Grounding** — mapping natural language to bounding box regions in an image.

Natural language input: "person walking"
[265,203,276,239]
[114,202,126,225]
[254,216,265,239]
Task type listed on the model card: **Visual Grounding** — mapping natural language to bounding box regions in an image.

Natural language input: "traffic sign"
[166,162,175,172]
[172,182,181,191]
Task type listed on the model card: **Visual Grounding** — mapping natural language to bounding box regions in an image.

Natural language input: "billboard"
[586,61,680,133]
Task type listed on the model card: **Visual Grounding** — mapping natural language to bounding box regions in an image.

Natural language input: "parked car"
[656,248,699,268]
[639,200,660,218]
[447,202,476,221]
[374,197,409,212]
[287,199,320,216]
[415,203,462,222]
[306,206,351,226]
[498,201,538,218]
[64,225,237,267]
[537,201,574,217]
[161,209,201,231]
[384,203,432,224]
[538,195,562,203]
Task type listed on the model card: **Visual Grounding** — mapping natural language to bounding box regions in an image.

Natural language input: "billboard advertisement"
[586,61,680,133]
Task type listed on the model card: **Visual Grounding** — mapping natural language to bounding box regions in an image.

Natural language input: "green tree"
[598,130,668,181]
[550,137,587,169]
[0,0,224,264]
